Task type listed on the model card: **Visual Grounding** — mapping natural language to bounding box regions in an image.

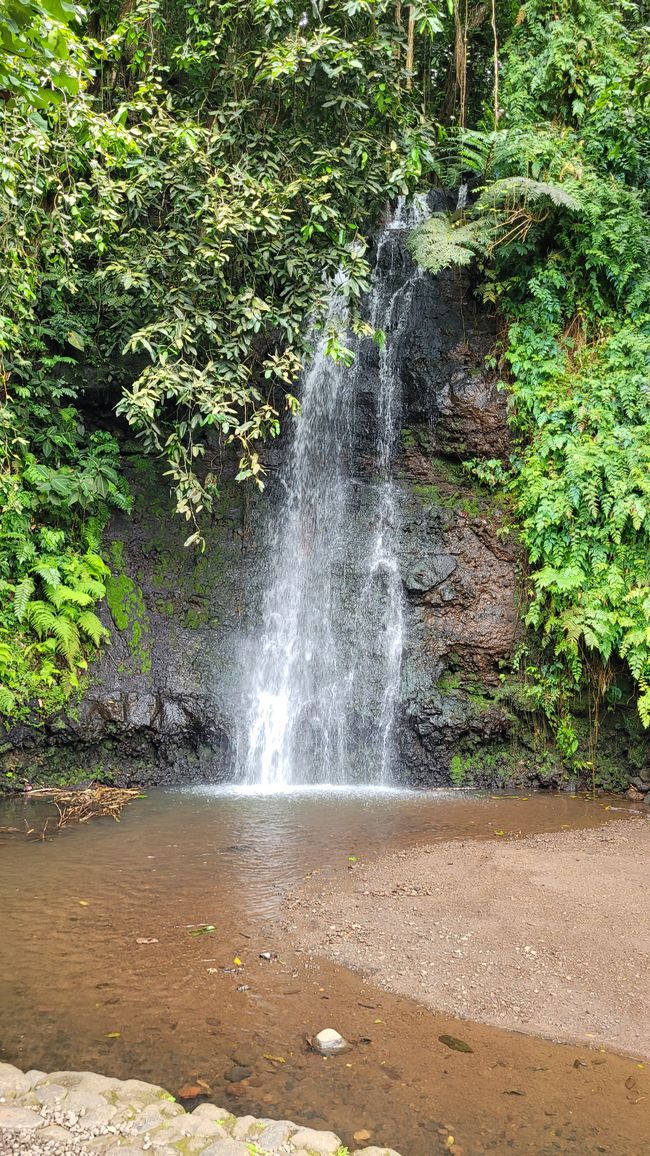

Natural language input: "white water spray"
[242,197,429,790]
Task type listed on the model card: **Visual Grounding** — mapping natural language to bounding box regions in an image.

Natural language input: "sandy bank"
[288,816,650,1058]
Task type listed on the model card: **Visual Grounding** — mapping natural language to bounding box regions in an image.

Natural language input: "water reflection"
[0,788,644,1156]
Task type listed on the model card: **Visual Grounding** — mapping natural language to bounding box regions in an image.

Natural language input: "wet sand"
[288,816,650,1059]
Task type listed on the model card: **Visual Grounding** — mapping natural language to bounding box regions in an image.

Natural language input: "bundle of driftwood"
[2,785,143,840]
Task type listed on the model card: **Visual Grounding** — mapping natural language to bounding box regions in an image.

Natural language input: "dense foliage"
[412,0,650,748]
[1,0,649,757]
[1,0,448,716]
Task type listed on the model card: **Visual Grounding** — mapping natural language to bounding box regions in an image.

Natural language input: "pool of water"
[0,787,646,1155]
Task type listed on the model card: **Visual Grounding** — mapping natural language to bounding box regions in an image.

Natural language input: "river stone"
[118,1077,170,1102]
[0,1105,44,1129]
[255,1119,298,1149]
[66,1086,112,1111]
[313,1028,349,1055]
[224,1065,252,1083]
[38,1124,77,1142]
[80,1102,120,1128]
[290,1127,343,1154]
[231,1114,259,1139]
[353,1148,403,1156]
[25,1069,48,1086]
[230,1045,258,1068]
[103,1148,148,1156]
[34,1082,68,1104]
[191,1104,233,1124]
[0,1063,31,1096]
[201,1142,251,1156]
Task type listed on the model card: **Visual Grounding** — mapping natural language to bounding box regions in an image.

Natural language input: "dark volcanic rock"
[1,218,520,790]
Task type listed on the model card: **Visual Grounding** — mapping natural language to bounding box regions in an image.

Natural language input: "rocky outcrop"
[0,242,525,789]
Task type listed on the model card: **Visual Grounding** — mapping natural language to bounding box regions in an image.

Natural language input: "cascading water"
[241,197,429,790]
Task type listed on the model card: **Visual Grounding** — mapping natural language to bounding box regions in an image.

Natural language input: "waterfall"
[241,196,429,790]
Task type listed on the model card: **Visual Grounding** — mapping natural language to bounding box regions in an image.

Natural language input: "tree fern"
[408,215,486,275]
[475,177,581,214]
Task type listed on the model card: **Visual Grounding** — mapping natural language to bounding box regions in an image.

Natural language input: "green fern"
[0,686,16,715]
[408,215,486,275]
[475,177,582,213]
[48,584,94,609]
[14,576,35,622]
[77,610,109,647]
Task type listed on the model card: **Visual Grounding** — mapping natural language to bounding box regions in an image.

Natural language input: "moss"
[105,540,152,674]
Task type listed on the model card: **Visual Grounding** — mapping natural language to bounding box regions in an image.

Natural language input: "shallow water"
[0,787,647,1155]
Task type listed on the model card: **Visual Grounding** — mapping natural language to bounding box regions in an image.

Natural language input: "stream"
[0,787,646,1155]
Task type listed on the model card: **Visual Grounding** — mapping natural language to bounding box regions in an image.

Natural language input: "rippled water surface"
[0,787,646,1155]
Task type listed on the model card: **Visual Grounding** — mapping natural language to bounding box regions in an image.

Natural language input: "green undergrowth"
[410,0,650,756]
[439,666,646,792]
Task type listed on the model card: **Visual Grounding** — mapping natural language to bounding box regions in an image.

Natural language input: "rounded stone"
[290,1126,343,1154]
[352,1148,403,1156]
[224,1065,252,1083]
[201,1142,251,1156]
[38,1124,77,1142]
[255,1119,298,1149]
[0,1105,44,1130]
[313,1028,350,1055]
[0,1064,31,1097]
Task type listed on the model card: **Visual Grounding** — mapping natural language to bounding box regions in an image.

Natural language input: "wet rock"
[255,1120,298,1149]
[290,1127,343,1155]
[224,1066,252,1083]
[353,1147,403,1156]
[631,777,650,792]
[438,1033,474,1054]
[230,1045,258,1067]
[313,1028,350,1055]
[404,555,456,594]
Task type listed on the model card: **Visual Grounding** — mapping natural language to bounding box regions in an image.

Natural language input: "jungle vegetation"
[0,0,648,762]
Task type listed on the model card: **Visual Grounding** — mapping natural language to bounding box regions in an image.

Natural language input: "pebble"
[313,1028,349,1055]
[0,1064,406,1156]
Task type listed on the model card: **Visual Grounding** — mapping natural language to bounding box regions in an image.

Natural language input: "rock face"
[1,229,521,790]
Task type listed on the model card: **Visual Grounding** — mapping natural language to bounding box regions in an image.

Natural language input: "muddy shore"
[287,816,650,1059]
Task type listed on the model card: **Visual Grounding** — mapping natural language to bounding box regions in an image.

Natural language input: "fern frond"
[81,552,110,580]
[14,576,35,622]
[51,617,81,665]
[0,686,16,715]
[408,215,486,275]
[76,610,109,647]
[24,600,60,638]
[31,564,61,590]
[476,177,581,213]
[48,584,93,609]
